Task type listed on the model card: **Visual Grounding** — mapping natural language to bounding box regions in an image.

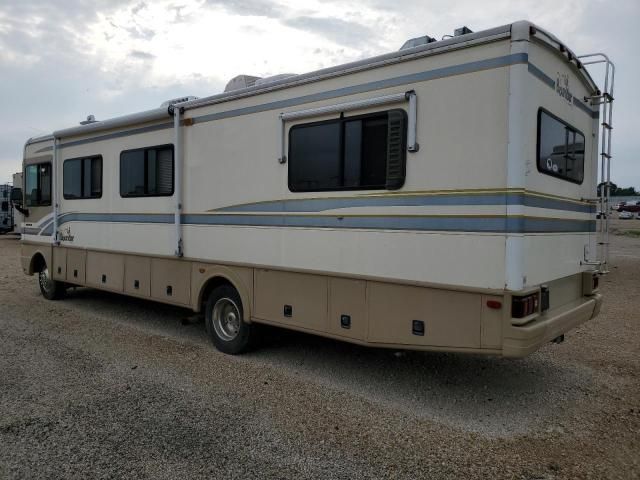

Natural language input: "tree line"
[597,183,639,197]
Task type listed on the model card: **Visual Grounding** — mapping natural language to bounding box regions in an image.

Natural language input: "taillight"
[486,300,502,309]
[582,272,599,295]
[512,292,540,318]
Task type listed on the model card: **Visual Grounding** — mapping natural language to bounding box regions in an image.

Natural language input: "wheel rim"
[212,297,241,341]
[39,267,54,294]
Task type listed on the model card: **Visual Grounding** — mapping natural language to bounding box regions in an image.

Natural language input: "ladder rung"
[591,92,614,101]
[587,93,614,104]
[601,122,613,129]
[600,153,612,159]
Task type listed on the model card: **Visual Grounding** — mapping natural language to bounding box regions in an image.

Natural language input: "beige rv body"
[20,21,603,357]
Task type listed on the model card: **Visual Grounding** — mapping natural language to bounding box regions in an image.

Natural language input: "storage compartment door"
[66,249,86,284]
[86,252,124,292]
[367,282,481,348]
[151,258,191,305]
[125,256,151,297]
[254,270,328,332]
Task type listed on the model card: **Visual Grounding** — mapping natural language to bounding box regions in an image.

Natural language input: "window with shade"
[120,145,174,197]
[288,109,407,192]
[63,156,102,199]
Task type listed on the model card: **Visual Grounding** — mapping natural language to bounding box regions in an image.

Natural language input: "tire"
[205,284,254,354]
[38,266,66,300]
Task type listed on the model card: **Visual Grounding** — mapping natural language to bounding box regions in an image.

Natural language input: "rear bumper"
[502,293,602,358]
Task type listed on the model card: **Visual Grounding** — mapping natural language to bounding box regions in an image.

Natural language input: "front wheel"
[205,285,254,354]
[38,267,66,300]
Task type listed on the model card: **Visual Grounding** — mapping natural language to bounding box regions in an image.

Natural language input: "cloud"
[131,1,147,15]
[282,16,375,48]
[125,24,156,40]
[0,0,132,67]
[130,50,156,60]
[205,0,284,18]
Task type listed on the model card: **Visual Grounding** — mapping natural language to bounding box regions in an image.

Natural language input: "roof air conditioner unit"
[400,35,437,50]
[224,75,262,93]
[160,96,199,108]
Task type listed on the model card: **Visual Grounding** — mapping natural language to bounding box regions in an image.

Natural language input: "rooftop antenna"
[79,115,97,125]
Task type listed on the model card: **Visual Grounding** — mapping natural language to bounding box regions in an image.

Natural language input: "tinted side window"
[288,109,407,192]
[121,150,146,196]
[63,156,102,199]
[25,163,52,207]
[120,145,174,197]
[537,109,585,184]
[289,122,341,191]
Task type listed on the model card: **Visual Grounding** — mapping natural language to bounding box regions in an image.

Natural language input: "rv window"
[25,163,51,207]
[288,109,407,192]
[120,145,174,197]
[537,109,585,184]
[63,156,102,199]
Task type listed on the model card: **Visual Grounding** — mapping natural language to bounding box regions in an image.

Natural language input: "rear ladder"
[579,53,615,274]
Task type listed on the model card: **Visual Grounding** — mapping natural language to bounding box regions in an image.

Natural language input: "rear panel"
[518,40,598,291]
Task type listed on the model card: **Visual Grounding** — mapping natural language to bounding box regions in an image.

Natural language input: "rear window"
[537,108,585,184]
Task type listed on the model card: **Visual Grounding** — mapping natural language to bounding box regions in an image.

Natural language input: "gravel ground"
[0,227,638,479]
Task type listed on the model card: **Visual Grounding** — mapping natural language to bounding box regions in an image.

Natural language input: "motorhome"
[17,21,613,356]
[0,184,14,234]
[10,172,24,233]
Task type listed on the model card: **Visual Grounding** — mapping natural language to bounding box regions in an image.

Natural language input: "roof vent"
[254,73,298,87]
[224,75,262,93]
[79,115,97,125]
[454,26,473,36]
[160,96,199,108]
[400,35,436,50]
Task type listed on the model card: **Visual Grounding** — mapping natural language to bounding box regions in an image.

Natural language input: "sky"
[1,0,637,187]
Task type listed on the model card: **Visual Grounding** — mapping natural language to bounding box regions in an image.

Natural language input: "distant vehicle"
[12,172,23,233]
[619,211,634,220]
[618,201,640,213]
[0,184,13,234]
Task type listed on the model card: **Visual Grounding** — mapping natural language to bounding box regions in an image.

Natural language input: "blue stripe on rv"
[214,193,596,214]
[38,212,595,235]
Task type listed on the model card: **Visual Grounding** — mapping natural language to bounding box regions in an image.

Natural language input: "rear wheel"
[38,266,66,300]
[205,284,254,354]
